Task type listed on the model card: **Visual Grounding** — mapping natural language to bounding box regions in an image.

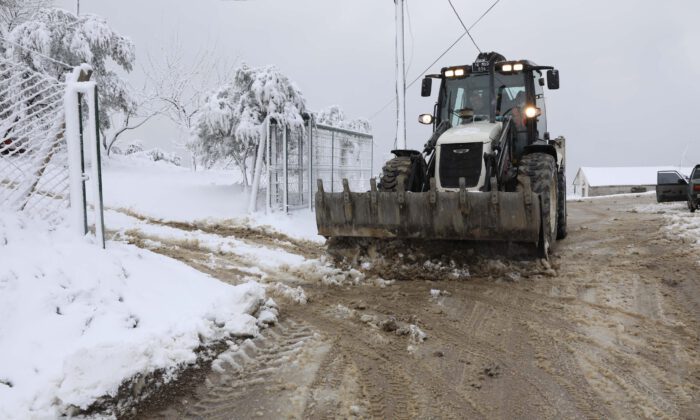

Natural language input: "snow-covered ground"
[101,155,323,242]
[0,211,269,418]
[636,201,700,250]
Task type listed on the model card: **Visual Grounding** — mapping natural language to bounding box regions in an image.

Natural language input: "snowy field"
[101,155,322,242]
[0,211,270,417]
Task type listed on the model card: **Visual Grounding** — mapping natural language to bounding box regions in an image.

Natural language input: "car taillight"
[694,185,700,191]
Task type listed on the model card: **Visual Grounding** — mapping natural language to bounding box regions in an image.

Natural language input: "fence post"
[283,125,288,214]
[331,130,335,193]
[370,137,374,179]
[266,119,272,213]
[298,127,303,207]
[87,84,105,249]
[308,117,313,210]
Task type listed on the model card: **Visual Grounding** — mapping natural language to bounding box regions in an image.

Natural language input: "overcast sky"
[56,0,700,180]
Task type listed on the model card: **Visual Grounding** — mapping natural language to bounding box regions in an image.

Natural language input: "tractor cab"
[420,52,560,152]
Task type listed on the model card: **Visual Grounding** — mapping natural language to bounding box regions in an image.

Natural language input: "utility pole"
[76,0,80,15]
[394,0,407,149]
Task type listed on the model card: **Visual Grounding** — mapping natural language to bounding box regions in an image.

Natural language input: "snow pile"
[0,211,267,418]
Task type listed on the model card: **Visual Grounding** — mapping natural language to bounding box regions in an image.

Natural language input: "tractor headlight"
[513,63,524,71]
[501,64,512,72]
[524,106,540,118]
[454,68,465,77]
[418,114,434,125]
[444,69,455,78]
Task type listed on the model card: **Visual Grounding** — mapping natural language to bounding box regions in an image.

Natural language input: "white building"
[573,166,693,197]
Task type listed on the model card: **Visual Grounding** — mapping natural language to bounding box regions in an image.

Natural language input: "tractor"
[315,52,566,258]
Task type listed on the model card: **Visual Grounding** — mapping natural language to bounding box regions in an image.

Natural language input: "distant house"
[573,166,693,197]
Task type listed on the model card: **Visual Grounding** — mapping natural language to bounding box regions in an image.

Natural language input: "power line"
[447,0,481,53]
[404,0,415,76]
[369,0,501,121]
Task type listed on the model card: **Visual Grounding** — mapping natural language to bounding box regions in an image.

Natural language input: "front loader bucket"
[315,178,541,244]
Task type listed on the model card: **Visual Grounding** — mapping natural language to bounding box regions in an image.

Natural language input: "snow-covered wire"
[369,0,502,121]
[0,35,73,70]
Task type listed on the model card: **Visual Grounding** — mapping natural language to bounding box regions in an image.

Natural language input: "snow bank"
[0,211,266,418]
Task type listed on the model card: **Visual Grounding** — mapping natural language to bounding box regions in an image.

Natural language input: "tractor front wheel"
[518,153,559,258]
[378,155,426,192]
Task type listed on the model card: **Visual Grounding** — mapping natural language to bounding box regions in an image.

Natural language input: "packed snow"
[0,211,268,418]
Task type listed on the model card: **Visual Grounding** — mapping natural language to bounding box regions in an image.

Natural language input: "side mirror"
[421,77,432,97]
[547,69,560,90]
[418,114,434,125]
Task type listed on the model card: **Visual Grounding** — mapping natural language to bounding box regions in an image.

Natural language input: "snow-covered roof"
[575,166,693,187]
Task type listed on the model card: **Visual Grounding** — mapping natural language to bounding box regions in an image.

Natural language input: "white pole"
[395,0,407,150]
[76,0,80,15]
[64,76,85,235]
[248,120,267,213]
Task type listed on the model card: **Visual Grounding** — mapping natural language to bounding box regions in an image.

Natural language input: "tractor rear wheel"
[556,168,568,239]
[378,155,425,192]
[518,153,558,258]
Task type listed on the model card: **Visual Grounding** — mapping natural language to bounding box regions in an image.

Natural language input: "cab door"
[656,171,688,202]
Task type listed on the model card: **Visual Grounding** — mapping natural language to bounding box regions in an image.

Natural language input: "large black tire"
[690,199,696,213]
[556,168,568,239]
[517,153,558,258]
[378,155,425,192]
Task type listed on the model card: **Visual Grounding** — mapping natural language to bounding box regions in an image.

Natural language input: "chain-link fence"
[0,57,69,220]
[267,119,373,212]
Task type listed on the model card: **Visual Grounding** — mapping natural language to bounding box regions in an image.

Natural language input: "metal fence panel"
[0,58,69,221]
[267,120,373,213]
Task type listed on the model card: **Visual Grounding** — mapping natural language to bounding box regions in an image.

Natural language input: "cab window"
[692,167,700,180]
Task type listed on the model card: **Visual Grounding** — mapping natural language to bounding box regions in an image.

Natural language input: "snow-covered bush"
[190,63,307,185]
[138,148,182,166]
[122,141,144,155]
[112,141,181,166]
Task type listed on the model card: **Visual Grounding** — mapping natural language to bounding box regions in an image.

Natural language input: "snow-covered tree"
[191,64,307,186]
[144,43,235,170]
[0,0,50,34]
[4,8,136,140]
[313,105,372,134]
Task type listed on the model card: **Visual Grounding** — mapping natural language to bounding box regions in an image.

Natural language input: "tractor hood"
[437,121,502,145]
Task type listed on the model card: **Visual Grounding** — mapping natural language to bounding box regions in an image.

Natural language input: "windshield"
[439,72,526,126]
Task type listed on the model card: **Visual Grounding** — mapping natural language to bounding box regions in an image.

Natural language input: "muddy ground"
[121,195,699,419]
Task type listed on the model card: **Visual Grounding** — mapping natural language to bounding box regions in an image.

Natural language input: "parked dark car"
[688,165,700,213]
[656,170,689,203]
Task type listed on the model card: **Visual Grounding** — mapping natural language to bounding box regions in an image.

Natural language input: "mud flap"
[315,178,541,244]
